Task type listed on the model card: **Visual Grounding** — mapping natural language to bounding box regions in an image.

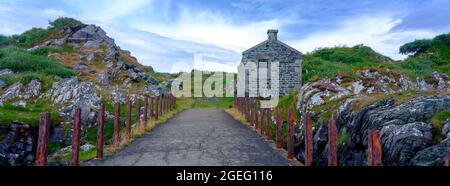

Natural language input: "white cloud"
[0,2,70,35]
[130,7,290,53]
[289,15,439,60]
[102,25,241,72]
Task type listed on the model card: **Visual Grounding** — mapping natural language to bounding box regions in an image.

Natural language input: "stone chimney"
[267,29,278,41]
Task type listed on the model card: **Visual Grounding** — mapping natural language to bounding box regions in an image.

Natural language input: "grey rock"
[416,77,431,91]
[442,119,450,138]
[0,82,23,103]
[0,122,34,166]
[81,53,95,62]
[20,80,41,99]
[50,126,64,143]
[111,86,128,104]
[73,62,95,74]
[399,74,416,90]
[411,139,450,166]
[46,77,103,125]
[380,122,432,166]
[81,143,95,152]
[0,80,5,90]
[69,25,115,49]
[353,81,364,95]
[432,71,447,91]
[12,100,27,107]
[295,95,450,166]
[0,69,14,76]
[97,71,110,84]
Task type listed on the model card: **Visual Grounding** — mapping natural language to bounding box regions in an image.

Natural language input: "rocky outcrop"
[46,77,102,125]
[380,122,432,166]
[295,95,450,166]
[410,138,450,166]
[21,80,41,99]
[0,80,41,106]
[0,82,22,104]
[0,122,34,166]
[0,69,14,76]
[298,69,449,110]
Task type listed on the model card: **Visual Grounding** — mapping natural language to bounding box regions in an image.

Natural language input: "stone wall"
[240,40,302,97]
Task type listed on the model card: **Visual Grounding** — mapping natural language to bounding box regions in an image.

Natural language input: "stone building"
[239,29,302,97]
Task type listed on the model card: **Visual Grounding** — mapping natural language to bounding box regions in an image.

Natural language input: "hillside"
[0,18,169,165]
[288,34,450,166]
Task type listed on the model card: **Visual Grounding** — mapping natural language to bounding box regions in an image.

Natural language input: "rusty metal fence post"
[305,112,313,166]
[151,97,155,118]
[159,95,163,116]
[328,116,337,166]
[36,112,51,166]
[276,107,283,149]
[126,98,132,141]
[267,108,272,141]
[250,98,254,127]
[113,102,120,148]
[255,101,259,130]
[161,95,166,116]
[155,96,159,120]
[287,108,294,160]
[136,96,141,129]
[70,108,81,166]
[260,108,265,135]
[144,97,148,128]
[368,130,383,166]
[96,104,105,159]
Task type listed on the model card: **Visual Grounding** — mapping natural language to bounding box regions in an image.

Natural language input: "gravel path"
[94,109,292,166]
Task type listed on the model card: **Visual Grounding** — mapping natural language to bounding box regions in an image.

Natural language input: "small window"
[258,59,268,63]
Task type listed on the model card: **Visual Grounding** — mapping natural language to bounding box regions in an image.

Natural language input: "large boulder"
[46,77,102,125]
[295,95,450,166]
[410,138,450,166]
[0,82,23,104]
[380,122,433,166]
[69,25,115,49]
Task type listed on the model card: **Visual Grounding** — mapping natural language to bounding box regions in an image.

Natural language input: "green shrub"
[400,39,433,55]
[49,17,84,28]
[15,28,54,48]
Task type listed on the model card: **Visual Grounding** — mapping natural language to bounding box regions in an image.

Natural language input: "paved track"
[95,109,291,166]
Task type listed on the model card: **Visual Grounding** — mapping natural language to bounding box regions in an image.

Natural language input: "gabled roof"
[242,39,303,55]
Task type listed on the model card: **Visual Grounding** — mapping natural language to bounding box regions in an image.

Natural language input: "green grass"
[337,131,349,146]
[30,44,77,56]
[191,97,234,109]
[302,45,389,82]
[275,91,300,122]
[0,99,62,127]
[0,72,56,92]
[48,142,62,154]
[0,17,84,48]
[0,46,75,78]
[431,110,450,144]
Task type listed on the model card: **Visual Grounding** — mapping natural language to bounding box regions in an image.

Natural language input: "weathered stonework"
[240,29,302,97]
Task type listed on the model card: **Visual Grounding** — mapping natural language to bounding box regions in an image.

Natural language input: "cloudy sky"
[0,0,449,72]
